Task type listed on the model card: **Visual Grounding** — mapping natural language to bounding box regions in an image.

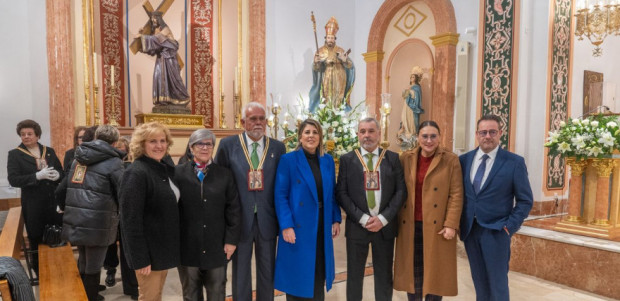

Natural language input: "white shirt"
[470,145,500,188]
[358,147,388,227]
[245,133,264,159]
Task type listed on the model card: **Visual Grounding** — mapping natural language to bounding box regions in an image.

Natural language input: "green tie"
[251,142,259,169]
[366,153,376,210]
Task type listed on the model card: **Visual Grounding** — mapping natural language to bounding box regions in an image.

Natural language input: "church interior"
[1,0,620,300]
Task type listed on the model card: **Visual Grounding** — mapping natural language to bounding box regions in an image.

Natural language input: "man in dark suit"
[459,114,533,301]
[337,117,406,301]
[215,102,286,301]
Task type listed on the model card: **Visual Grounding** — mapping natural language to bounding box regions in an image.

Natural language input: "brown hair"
[72,126,87,148]
[16,119,42,138]
[295,119,325,156]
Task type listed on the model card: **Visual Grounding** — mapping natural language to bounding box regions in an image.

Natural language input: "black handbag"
[42,224,66,247]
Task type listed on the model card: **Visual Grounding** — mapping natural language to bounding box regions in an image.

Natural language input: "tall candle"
[93,53,98,86]
[235,67,239,94]
[111,65,115,86]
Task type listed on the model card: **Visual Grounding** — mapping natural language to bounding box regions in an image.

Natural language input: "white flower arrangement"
[545,114,620,159]
[280,96,365,160]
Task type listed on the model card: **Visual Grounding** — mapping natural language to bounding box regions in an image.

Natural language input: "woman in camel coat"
[394,120,463,300]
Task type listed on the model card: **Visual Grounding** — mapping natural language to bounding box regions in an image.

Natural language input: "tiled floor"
[41,232,613,301]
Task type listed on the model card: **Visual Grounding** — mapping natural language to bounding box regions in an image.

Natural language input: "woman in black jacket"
[175,129,241,301]
[7,119,63,276]
[119,121,180,301]
[61,125,124,301]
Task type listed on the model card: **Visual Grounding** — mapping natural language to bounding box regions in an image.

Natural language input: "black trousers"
[22,197,62,275]
[119,229,139,296]
[178,265,227,301]
[346,231,394,301]
[286,209,325,301]
[407,222,442,301]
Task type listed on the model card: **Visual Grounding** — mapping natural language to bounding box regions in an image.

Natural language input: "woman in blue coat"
[274,119,342,300]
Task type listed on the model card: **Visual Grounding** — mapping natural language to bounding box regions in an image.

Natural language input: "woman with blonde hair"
[274,119,342,300]
[119,122,180,301]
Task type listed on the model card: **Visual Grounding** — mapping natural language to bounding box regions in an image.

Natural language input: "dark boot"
[105,268,116,287]
[84,273,105,301]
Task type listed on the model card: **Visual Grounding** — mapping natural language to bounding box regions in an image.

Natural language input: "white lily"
[571,135,586,149]
[558,142,571,153]
[591,120,599,127]
[607,121,617,128]
[588,146,603,157]
[598,131,615,148]
[572,119,580,125]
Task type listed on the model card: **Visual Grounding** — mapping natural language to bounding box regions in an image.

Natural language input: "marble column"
[429,33,458,149]
[249,0,266,104]
[362,51,385,116]
[566,158,589,222]
[591,158,616,226]
[46,0,75,162]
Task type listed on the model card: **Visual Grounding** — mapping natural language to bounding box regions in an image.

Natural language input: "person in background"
[177,142,193,165]
[215,102,286,301]
[459,115,533,300]
[120,122,180,301]
[63,126,86,173]
[60,125,124,301]
[394,120,463,301]
[175,129,241,301]
[337,117,406,301]
[274,119,342,300]
[7,119,63,276]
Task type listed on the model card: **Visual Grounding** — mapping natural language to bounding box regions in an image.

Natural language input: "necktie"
[473,154,490,194]
[366,153,376,210]
[251,142,259,169]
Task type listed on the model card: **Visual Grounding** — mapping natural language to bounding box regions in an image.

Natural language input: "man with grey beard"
[336,117,406,301]
[215,102,286,301]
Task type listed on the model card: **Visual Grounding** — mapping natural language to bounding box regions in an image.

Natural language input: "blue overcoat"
[273,149,342,298]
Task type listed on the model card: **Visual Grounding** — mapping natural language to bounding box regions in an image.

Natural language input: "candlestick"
[93,53,98,86]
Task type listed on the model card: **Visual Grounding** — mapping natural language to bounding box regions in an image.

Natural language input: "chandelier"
[575,0,620,56]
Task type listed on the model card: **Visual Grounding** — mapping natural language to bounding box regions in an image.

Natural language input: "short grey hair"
[242,102,266,119]
[95,125,120,144]
[188,129,216,147]
[358,117,380,130]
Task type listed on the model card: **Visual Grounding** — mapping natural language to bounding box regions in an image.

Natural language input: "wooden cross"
[130,0,184,69]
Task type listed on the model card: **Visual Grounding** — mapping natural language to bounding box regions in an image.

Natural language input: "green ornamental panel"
[546,0,572,190]
[480,0,517,148]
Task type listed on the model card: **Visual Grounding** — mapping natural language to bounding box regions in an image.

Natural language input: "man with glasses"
[459,114,533,300]
[215,102,286,301]
[336,117,406,300]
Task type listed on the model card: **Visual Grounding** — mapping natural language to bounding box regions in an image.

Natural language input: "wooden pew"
[38,243,87,301]
[0,206,24,301]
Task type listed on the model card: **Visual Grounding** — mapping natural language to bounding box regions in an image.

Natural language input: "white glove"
[47,169,60,181]
[36,167,53,180]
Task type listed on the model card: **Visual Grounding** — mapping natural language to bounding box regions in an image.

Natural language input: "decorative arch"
[365,0,457,148]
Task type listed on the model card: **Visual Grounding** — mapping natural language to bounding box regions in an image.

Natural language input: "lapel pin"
[271,153,274,158]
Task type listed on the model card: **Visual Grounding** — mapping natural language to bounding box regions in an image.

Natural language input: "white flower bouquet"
[545,114,620,159]
[281,96,365,160]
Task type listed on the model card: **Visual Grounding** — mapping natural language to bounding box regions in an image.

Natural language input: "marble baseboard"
[510,226,620,299]
[529,199,567,216]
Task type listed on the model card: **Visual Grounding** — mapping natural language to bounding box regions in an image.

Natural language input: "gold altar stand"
[135,113,205,129]
[554,157,620,239]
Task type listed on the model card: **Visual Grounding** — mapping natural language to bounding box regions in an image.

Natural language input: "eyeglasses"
[419,134,438,141]
[193,142,214,149]
[247,116,266,122]
[477,130,499,137]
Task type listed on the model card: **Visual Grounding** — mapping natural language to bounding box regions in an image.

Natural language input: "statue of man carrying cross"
[133,1,190,114]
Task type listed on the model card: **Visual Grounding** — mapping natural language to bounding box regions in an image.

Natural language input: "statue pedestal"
[135,113,204,129]
[554,157,620,239]
[152,104,191,114]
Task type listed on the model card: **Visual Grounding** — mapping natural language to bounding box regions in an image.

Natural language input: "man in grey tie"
[336,118,406,300]
[215,102,286,301]
[459,114,533,301]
